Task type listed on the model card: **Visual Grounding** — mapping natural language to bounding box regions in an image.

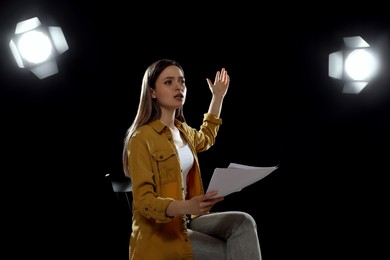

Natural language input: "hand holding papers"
[206,163,278,198]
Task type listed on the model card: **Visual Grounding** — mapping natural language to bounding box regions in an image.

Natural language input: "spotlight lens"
[345,49,378,81]
[18,31,52,64]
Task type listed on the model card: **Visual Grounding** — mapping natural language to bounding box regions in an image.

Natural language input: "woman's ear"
[150,88,156,99]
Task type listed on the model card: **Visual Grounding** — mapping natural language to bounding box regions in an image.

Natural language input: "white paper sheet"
[206,162,278,198]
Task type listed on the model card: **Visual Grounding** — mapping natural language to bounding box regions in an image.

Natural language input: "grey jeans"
[188,211,262,260]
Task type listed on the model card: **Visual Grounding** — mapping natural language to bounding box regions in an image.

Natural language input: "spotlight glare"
[9,16,69,79]
[345,49,378,81]
[328,36,380,94]
[18,31,53,64]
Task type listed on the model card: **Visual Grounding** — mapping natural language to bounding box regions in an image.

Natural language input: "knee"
[227,211,257,231]
[239,212,257,229]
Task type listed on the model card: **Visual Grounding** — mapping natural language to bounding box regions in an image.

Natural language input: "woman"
[122,59,262,259]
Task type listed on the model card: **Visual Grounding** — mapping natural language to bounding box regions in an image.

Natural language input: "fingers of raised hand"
[215,68,229,84]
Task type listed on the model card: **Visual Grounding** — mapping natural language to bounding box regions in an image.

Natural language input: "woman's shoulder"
[134,124,155,136]
[133,120,166,137]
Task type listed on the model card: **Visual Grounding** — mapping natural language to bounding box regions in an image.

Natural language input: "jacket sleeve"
[186,113,223,153]
[127,134,175,223]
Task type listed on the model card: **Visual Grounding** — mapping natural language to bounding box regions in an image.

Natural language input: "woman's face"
[151,65,187,111]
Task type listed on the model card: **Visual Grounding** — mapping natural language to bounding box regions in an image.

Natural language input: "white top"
[177,143,194,197]
[170,126,185,148]
[170,126,194,196]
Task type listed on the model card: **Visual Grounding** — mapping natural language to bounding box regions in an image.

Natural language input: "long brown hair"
[122,59,186,175]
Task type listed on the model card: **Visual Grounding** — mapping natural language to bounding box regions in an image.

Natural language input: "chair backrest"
[111,177,132,193]
[105,173,133,214]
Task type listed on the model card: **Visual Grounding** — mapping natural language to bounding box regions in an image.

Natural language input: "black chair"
[105,173,133,259]
[106,173,133,208]
[105,173,133,215]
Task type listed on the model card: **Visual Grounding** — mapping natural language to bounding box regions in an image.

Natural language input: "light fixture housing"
[329,36,379,94]
[9,17,69,79]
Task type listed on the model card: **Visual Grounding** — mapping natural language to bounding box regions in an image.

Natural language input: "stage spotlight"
[9,17,69,79]
[329,36,380,94]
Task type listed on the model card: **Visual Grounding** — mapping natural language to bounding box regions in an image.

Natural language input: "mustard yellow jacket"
[125,113,222,260]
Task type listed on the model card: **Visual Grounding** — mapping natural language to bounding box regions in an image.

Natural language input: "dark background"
[1,1,389,259]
